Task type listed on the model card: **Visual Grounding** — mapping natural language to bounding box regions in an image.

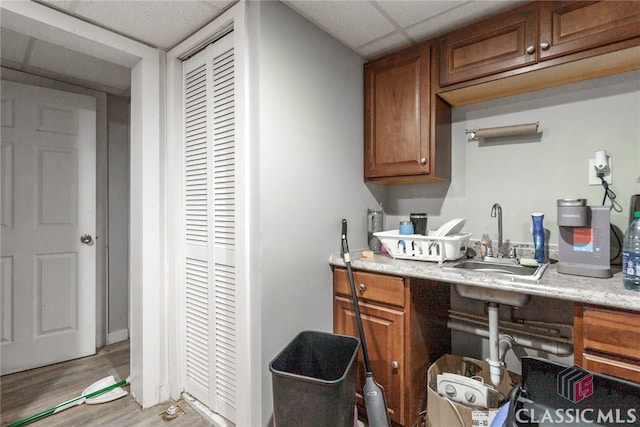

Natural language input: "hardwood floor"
[1,341,214,426]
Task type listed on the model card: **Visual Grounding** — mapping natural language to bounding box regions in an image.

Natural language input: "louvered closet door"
[183,32,237,422]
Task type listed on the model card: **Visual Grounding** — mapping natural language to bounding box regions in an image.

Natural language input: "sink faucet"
[491,203,503,257]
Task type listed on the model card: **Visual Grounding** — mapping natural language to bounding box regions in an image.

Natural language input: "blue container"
[532,213,545,263]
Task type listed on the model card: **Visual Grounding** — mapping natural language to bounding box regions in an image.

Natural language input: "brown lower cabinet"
[574,304,640,383]
[333,268,450,426]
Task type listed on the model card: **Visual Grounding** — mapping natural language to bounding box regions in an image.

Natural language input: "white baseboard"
[106,328,129,345]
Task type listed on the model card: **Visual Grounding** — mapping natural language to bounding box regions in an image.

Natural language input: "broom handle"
[341,219,372,373]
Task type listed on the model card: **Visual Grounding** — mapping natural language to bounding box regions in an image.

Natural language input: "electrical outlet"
[588,158,612,186]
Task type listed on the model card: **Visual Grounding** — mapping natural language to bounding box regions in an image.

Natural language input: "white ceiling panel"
[282,1,397,50]
[375,1,463,29]
[51,0,233,50]
[358,31,412,59]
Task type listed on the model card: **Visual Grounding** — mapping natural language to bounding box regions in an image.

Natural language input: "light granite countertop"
[329,252,640,312]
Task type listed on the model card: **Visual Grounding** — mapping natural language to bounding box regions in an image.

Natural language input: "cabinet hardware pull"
[391,361,399,369]
[359,284,366,292]
[526,44,535,54]
[419,157,427,166]
[540,40,550,51]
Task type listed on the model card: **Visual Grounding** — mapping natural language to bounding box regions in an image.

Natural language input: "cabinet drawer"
[333,268,404,307]
[581,352,640,384]
[582,306,640,362]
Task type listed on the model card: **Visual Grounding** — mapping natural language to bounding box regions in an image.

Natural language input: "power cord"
[598,173,623,261]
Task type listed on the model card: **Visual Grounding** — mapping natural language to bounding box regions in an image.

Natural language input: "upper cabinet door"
[364,43,431,180]
[439,2,538,86]
[538,1,640,61]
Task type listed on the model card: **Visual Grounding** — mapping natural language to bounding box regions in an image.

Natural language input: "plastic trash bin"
[269,330,360,427]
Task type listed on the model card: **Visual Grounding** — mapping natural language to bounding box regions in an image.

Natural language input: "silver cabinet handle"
[391,361,399,369]
[526,44,535,54]
[540,40,550,51]
[80,234,93,244]
[419,157,427,166]
[359,284,366,292]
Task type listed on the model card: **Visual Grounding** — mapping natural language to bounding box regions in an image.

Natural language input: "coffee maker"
[557,199,611,278]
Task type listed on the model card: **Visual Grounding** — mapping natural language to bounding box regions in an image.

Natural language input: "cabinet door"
[364,43,430,179]
[539,1,640,61]
[439,2,538,86]
[574,305,640,383]
[334,296,404,425]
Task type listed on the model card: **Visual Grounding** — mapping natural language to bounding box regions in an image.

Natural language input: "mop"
[8,375,130,427]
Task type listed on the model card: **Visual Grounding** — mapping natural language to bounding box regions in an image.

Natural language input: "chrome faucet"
[491,203,503,257]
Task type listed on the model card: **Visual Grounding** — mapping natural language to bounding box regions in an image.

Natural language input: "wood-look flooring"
[1,340,213,426]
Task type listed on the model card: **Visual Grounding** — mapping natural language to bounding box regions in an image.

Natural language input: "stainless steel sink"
[446,260,547,280]
[445,259,548,306]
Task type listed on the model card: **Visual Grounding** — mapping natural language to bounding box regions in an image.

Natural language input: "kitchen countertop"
[329,252,640,312]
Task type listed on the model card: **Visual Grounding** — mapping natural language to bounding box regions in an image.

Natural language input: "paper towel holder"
[466,122,539,141]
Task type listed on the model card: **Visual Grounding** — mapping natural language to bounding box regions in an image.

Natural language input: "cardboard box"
[426,354,520,427]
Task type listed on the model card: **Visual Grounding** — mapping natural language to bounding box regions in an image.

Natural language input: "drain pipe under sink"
[487,302,503,386]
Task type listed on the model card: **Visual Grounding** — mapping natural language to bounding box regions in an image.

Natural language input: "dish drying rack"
[374,230,472,264]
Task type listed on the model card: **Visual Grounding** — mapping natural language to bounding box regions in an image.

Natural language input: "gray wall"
[248,4,639,422]
[385,70,640,249]
[107,94,130,340]
[254,2,377,424]
[384,70,640,373]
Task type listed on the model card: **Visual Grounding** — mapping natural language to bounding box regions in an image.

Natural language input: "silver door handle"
[80,234,93,244]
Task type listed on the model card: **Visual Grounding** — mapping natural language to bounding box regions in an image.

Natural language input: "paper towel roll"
[473,122,539,139]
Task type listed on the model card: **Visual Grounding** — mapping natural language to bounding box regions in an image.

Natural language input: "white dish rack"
[374,230,472,264]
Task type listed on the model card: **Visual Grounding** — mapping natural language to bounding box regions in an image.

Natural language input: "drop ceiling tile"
[284,0,396,49]
[375,0,463,29]
[29,38,130,91]
[358,31,412,59]
[69,0,230,49]
[405,1,525,41]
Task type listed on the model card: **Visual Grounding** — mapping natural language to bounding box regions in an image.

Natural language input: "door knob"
[526,44,535,54]
[80,234,93,244]
[540,40,550,51]
[359,284,366,292]
[391,360,399,369]
[419,157,427,166]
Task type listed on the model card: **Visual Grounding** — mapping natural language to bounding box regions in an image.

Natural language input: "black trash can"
[269,330,360,427]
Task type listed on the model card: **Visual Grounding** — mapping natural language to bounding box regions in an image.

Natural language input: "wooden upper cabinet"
[439,2,538,86]
[539,1,640,61]
[439,1,640,89]
[364,42,451,183]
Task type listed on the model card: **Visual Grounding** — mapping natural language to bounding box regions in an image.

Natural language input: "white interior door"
[1,80,96,375]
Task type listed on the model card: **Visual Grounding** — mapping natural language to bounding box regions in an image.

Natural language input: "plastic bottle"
[532,213,545,264]
[623,211,640,291]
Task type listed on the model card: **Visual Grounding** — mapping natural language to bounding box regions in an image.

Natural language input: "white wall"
[386,70,640,252]
[255,2,377,425]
